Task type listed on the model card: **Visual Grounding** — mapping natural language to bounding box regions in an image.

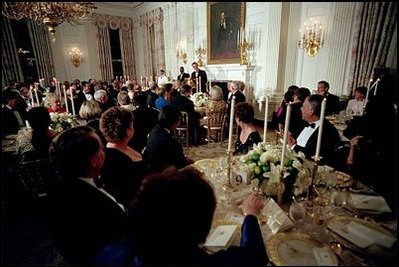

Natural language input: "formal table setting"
[192,155,397,266]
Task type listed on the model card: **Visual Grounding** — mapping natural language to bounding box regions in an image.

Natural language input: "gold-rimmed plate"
[325,216,396,255]
[265,232,338,266]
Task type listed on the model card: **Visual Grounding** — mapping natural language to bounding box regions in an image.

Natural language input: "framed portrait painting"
[207,2,246,64]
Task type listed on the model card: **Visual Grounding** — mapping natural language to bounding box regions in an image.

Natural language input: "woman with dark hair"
[100,106,151,208]
[16,106,57,161]
[95,166,267,265]
[234,102,262,155]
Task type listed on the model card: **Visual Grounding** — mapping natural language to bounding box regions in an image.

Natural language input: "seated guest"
[16,106,57,161]
[94,89,115,112]
[2,89,26,137]
[46,92,66,113]
[274,85,297,130]
[100,107,151,208]
[227,80,246,112]
[79,100,107,146]
[95,166,267,265]
[287,94,342,166]
[316,80,340,115]
[117,91,135,112]
[129,92,159,153]
[154,83,173,110]
[146,81,159,108]
[143,105,193,171]
[279,87,310,139]
[234,102,262,155]
[48,126,127,265]
[346,86,367,116]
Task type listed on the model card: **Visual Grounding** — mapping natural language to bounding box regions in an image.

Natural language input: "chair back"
[204,109,227,142]
[18,158,55,197]
[175,111,189,147]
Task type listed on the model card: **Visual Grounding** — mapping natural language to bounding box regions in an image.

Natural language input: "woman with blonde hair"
[79,100,106,146]
[46,92,66,113]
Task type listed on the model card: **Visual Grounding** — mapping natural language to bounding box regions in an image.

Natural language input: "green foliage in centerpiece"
[49,112,80,133]
[239,142,313,198]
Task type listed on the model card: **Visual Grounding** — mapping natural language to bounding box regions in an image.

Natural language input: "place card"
[204,225,238,252]
[313,247,336,266]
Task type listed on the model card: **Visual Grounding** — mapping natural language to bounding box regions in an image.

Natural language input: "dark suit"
[228,90,246,113]
[2,106,24,137]
[130,106,159,153]
[48,178,127,265]
[191,70,208,93]
[325,93,340,115]
[177,72,190,82]
[143,125,189,170]
[279,101,307,139]
[293,119,341,166]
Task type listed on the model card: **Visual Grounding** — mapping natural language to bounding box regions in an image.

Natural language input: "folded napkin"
[347,221,396,249]
[349,194,392,213]
[327,221,374,248]
[263,198,293,234]
[204,225,238,252]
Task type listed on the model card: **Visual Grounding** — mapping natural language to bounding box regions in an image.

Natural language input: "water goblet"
[289,196,306,228]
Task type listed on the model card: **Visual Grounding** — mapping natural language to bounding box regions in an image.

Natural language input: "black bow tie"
[307,123,316,128]
[94,176,105,189]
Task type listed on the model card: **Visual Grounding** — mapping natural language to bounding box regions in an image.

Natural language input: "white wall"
[51,2,394,118]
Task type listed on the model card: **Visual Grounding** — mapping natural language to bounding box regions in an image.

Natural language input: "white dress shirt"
[157,74,169,86]
[295,120,321,147]
[346,99,366,115]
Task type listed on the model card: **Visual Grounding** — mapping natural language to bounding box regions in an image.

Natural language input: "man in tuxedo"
[190,62,208,93]
[143,105,193,171]
[2,89,26,137]
[177,66,190,82]
[48,126,127,265]
[316,80,340,115]
[287,94,342,167]
[227,80,246,112]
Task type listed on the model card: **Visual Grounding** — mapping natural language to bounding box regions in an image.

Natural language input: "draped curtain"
[94,14,136,83]
[347,2,397,96]
[140,8,165,81]
[27,21,55,86]
[2,16,23,88]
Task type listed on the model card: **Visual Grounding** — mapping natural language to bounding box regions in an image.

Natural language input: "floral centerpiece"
[238,142,313,201]
[191,92,209,107]
[49,112,80,133]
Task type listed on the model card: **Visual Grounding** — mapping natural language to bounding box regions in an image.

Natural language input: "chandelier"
[298,18,324,57]
[2,2,97,42]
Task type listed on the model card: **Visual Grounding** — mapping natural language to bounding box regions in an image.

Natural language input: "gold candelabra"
[298,19,324,57]
[195,45,206,67]
[239,40,250,65]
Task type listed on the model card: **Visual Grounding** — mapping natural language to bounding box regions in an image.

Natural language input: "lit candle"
[39,78,45,89]
[62,85,69,114]
[263,95,270,142]
[364,79,372,109]
[115,76,118,81]
[70,88,76,116]
[127,76,130,81]
[29,86,34,106]
[227,96,236,153]
[373,78,380,96]
[209,79,212,92]
[140,76,143,85]
[315,98,327,160]
[34,84,40,106]
[280,102,292,166]
[199,76,202,92]
[146,76,148,87]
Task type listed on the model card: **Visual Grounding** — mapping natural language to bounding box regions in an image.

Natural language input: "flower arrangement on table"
[191,92,209,107]
[238,142,313,199]
[49,112,80,133]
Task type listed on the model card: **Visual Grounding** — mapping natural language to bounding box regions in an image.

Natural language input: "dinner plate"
[265,232,338,266]
[324,216,396,255]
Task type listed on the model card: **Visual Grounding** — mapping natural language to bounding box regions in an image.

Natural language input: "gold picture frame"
[207,2,246,64]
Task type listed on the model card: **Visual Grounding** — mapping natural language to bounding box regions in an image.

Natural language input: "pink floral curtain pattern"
[140,8,165,82]
[94,14,136,83]
[27,21,56,86]
[348,2,397,96]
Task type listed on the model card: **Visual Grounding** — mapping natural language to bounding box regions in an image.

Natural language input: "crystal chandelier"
[2,2,97,42]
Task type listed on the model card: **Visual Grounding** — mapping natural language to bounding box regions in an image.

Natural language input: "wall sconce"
[298,18,324,57]
[176,40,187,64]
[195,42,206,67]
[69,47,84,68]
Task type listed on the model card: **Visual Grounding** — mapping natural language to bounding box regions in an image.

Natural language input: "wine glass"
[289,197,306,227]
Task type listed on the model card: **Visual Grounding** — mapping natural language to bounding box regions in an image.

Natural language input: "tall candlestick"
[263,95,270,142]
[373,78,380,96]
[315,98,327,160]
[364,79,372,109]
[280,102,292,166]
[146,77,148,87]
[34,84,40,106]
[227,96,236,153]
[29,86,34,107]
[70,89,76,116]
[140,76,143,85]
[62,85,69,114]
[199,76,202,92]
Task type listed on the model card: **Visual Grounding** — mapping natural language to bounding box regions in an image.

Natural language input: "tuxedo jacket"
[325,93,340,115]
[294,119,341,166]
[191,69,208,92]
[144,125,189,170]
[48,178,127,265]
[2,106,23,137]
[227,90,246,114]
[177,72,190,82]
